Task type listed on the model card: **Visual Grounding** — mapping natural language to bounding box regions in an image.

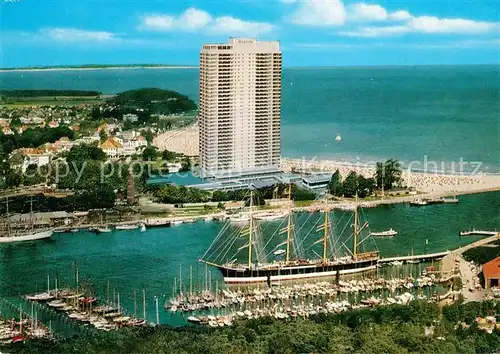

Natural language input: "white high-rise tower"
[199,38,282,179]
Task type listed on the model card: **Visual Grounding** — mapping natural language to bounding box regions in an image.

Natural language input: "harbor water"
[0,192,498,326]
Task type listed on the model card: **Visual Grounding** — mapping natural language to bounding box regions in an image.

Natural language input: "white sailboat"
[0,197,52,244]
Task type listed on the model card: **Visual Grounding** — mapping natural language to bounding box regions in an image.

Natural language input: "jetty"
[380,232,500,265]
[379,251,449,264]
[459,229,498,237]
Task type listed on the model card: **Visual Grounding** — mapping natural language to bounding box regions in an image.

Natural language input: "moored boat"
[410,199,428,206]
[370,228,397,237]
[0,230,52,243]
[96,226,112,233]
[115,224,139,230]
[200,187,381,285]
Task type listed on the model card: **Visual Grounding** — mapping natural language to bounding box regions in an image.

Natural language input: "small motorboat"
[273,249,286,256]
[335,134,342,142]
[140,223,146,232]
[370,228,397,237]
[187,316,201,323]
[410,199,428,206]
[96,226,112,233]
[171,220,183,226]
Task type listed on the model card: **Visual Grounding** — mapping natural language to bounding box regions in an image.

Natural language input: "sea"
[1,65,499,173]
[0,66,499,328]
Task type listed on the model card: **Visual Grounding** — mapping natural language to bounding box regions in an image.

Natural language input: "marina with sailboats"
[0,191,498,331]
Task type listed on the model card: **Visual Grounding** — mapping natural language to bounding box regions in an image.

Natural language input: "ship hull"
[0,230,53,244]
[216,259,378,284]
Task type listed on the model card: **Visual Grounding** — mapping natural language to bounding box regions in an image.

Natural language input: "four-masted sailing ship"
[200,187,379,284]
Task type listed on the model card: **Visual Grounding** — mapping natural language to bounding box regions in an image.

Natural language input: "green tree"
[99,129,108,143]
[142,146,158,161]
[342,171,359,198]
[180,156,191,172]
[375,159,403,190]
[5,169,22,188]
[328,169,343,196]
[162,149,176,161]
[66,144,105,166]
[142,130,154,145]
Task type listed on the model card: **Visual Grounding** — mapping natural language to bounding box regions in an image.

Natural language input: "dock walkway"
[379,232,500,264]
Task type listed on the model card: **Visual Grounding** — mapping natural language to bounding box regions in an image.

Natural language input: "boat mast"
[322,197,329,264]
[286,184,292,263]
[30,196,34,233]
[353,194,358,261]
[248,190,254,269]
[5,197,11,237]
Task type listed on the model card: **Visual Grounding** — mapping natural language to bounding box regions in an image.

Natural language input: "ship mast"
[248,190,254,269]
[5,197,11,237]
[353,194,358,261]
[286,184,292,263]
[322,194,329,264]
[30,196,34,233]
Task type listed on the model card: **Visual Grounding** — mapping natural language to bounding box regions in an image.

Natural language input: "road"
[458,255,483,302]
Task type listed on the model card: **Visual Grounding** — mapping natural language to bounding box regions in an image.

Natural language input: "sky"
[1,0,499,67]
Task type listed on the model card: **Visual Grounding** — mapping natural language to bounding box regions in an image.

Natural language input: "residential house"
[17,148,52,173]
[48,120,59,128]
[2,126,13,135]
[99,137,124,158]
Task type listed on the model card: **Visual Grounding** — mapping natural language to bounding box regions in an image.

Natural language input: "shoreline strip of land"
[153,124,500,197]
[0,65,198,73]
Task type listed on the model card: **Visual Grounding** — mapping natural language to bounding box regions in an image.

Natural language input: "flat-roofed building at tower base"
[199,38,282,180]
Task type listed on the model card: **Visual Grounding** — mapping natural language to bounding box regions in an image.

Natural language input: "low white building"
[17,148,52,172]
[99,138,124,158]
[123,114,138,123]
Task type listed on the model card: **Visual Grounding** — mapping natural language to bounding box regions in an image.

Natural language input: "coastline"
[0,65,198,73]
[154,124,500,196]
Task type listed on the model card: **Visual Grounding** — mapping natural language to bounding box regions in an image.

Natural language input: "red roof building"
[483,257,500,290]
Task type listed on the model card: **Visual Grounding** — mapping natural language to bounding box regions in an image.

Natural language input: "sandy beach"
[153,124,199,157]
[153,124,500,195]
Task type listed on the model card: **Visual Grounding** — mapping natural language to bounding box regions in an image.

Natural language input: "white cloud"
[140,7,274,36]
[339,2,499,37]
[211,16,274,36]
[41,28,116,42]
[140,8,212,32]
[340,26,409,37]
[388,10,412,21]
[409,16,497,34]
[141,15,175,31]
[349,3,388,21]
[289,0,346,26]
